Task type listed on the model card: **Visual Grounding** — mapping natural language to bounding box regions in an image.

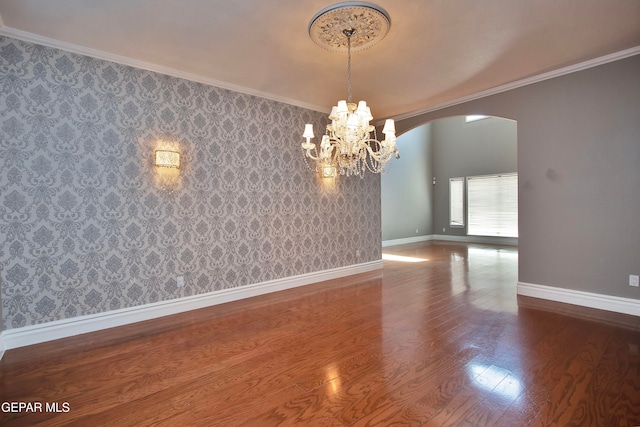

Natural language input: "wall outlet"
[630,274,639,287]
[415,229,419,234]
[356,249,361,258]
[177,276,185,287]
[443,228,446,232]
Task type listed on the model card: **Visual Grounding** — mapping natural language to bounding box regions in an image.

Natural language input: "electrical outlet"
[630,274,639,287]
[356,249,361,258]
[177,276,185,287]
[415,229,419,234]
[443,228,446,232]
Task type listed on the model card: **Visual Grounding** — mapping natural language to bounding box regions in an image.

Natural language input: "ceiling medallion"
[308,1,391,53]
[302,2,399,178]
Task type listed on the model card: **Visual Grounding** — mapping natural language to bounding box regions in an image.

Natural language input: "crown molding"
[385,45,640,124]
[1,24,638,129]
[0,26,328,114]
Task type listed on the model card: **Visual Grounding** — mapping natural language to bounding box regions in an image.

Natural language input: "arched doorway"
[381,115,517,247]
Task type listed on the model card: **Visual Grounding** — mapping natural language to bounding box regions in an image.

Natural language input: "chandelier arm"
[361,138,392,154]
[368,150,395,164]
[303,148,321,161]
[364,144,395,164]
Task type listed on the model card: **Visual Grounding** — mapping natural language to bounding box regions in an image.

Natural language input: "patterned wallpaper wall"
[0,36,381,330]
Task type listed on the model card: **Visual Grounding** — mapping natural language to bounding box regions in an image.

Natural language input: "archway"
[381,115,517,247]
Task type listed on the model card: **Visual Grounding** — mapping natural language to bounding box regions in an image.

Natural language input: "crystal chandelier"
[302,2,399,177]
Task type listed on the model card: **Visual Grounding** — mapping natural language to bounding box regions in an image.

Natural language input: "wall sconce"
[153,143,181,193]
[155,150,180,169]
[322,163,337,178]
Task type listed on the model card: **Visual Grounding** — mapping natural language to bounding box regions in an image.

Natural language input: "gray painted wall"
[0,36,381,330]
[396,55,640,300]
[432,116,517,237]
[381,124,432,241]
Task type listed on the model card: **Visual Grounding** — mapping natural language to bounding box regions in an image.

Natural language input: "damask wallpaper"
[0,36,381,330]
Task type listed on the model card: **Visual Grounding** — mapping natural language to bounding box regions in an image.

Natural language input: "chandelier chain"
[347,30,352,103]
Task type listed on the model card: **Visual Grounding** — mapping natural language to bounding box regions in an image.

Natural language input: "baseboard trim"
[432,235,518,246]
[1,261,382,352]
[382,234,518,247]
[382,235,433,247]
[517,281,640,317]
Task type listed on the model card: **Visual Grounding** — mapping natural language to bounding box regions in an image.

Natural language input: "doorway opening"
[381,115,518,248]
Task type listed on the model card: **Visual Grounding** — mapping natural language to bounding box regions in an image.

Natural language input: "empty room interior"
[0,1,639,425]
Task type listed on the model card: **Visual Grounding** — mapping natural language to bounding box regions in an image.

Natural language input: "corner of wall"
[0,332,5,361]
[0,275,3,330]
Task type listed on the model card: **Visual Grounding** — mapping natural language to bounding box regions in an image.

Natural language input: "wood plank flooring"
[1,242,639,426]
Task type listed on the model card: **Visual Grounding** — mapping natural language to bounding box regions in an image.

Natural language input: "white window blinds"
[467,174,518,237]
[449,177,464,227]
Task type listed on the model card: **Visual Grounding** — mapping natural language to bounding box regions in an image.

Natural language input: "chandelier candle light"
[302,2,399,177]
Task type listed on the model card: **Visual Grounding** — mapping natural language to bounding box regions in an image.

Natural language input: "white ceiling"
[1,0,639,120]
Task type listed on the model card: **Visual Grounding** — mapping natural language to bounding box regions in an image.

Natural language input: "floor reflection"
[467,363,522,400]
[324,363,342,396]
[381,253,429,263]
[382,241,523,407]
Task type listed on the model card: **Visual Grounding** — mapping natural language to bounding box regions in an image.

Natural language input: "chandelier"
[302,2,399,177]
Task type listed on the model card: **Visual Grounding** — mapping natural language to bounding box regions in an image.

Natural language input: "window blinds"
[467,174,518,237]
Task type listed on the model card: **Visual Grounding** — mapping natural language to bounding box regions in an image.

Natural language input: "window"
[465,115,489,123]
[467,174,518,237]
[449,177,464,227]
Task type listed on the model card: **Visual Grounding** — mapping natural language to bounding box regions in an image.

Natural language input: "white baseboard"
[517,282,640,316]
[382,235,433,247]
[383,234,517,247]
[0,261,382,353]
[432,234,518,246]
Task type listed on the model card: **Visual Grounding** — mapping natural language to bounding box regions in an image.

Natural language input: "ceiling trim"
[384,45,640,124]
[1,21,638,123]
[0,25,329,114]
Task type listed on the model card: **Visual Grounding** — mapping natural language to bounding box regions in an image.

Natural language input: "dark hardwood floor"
[1,242,639,426]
